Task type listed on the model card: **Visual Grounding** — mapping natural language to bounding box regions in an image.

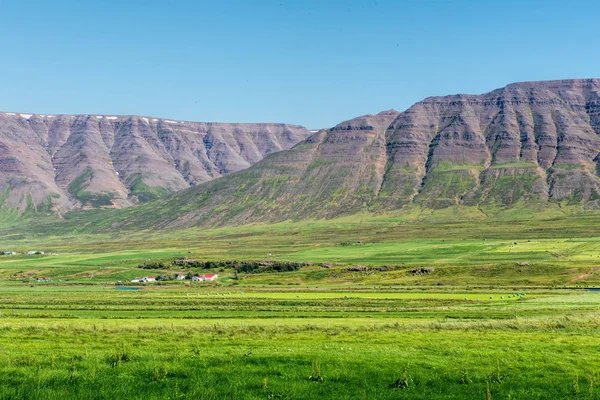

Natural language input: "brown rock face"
[0,113,310,213]
[384,79,600,209]
[116,79,600,229]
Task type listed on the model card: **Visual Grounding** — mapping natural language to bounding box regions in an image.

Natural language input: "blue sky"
[0,0,599,128]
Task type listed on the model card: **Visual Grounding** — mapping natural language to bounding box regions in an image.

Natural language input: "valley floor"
[1,212,600,398]
[0,286,598,399]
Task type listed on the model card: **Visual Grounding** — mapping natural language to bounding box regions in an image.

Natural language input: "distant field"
[1,234,599,286]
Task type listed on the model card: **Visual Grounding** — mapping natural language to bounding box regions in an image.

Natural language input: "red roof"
[147,276,156,279]
[204,274,217,278]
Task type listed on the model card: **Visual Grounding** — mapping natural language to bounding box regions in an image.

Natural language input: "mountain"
[110,79,600,229]
[0,113,311,213]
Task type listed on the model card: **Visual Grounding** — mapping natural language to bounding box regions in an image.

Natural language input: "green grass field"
[1,212,600,398]
[0,287,598,399]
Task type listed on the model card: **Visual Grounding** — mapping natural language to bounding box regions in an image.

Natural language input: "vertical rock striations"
[116,79,600,228]
[0,114,311,213]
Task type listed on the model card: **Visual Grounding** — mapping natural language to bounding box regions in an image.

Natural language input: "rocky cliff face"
[383,79,600,209]
[112,79,600,228]
[0,113,311,213]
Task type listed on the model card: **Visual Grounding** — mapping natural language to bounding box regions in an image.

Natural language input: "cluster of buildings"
[2,251,51,256]
[35,277,51,282]
[131,273,218,283]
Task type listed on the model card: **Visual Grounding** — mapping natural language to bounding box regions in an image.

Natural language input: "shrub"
[390,367,413,389]
[108,344,131,367]
[308,360,323,382]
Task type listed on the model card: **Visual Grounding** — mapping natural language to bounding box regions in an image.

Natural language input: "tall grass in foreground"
[0,317,598,399]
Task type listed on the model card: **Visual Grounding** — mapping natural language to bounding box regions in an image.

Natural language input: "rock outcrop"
[0,113,311,213]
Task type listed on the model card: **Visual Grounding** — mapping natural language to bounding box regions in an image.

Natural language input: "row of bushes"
[171,259,239,269]
[139,259,311,274]
[138,262,168,270]
[234,261,309,273]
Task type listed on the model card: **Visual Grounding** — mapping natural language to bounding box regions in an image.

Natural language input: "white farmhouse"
[131,276,157,283]
[203,274,218,281]
[192,274,218,282]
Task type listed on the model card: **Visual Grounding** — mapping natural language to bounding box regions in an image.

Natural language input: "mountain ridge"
[0,113,311,213]
[107,79,600,229]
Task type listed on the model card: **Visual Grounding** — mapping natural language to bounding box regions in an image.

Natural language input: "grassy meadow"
[0,210,600,398]
[2,209,600,287]
[0,287,598,399]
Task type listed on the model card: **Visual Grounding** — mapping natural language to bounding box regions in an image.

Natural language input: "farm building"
[27,251,45,255]
[36,277,51,282]
[204,274,218,281]
[192,274,218,282]
[131,276,157,283]
[176,273,186,280]
[1,252,16,255]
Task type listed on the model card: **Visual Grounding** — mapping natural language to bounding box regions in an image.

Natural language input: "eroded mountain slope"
[0,113,311,213]
[110,79,600,228]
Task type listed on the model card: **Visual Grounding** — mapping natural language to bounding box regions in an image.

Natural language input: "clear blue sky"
[0,0,599,128]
